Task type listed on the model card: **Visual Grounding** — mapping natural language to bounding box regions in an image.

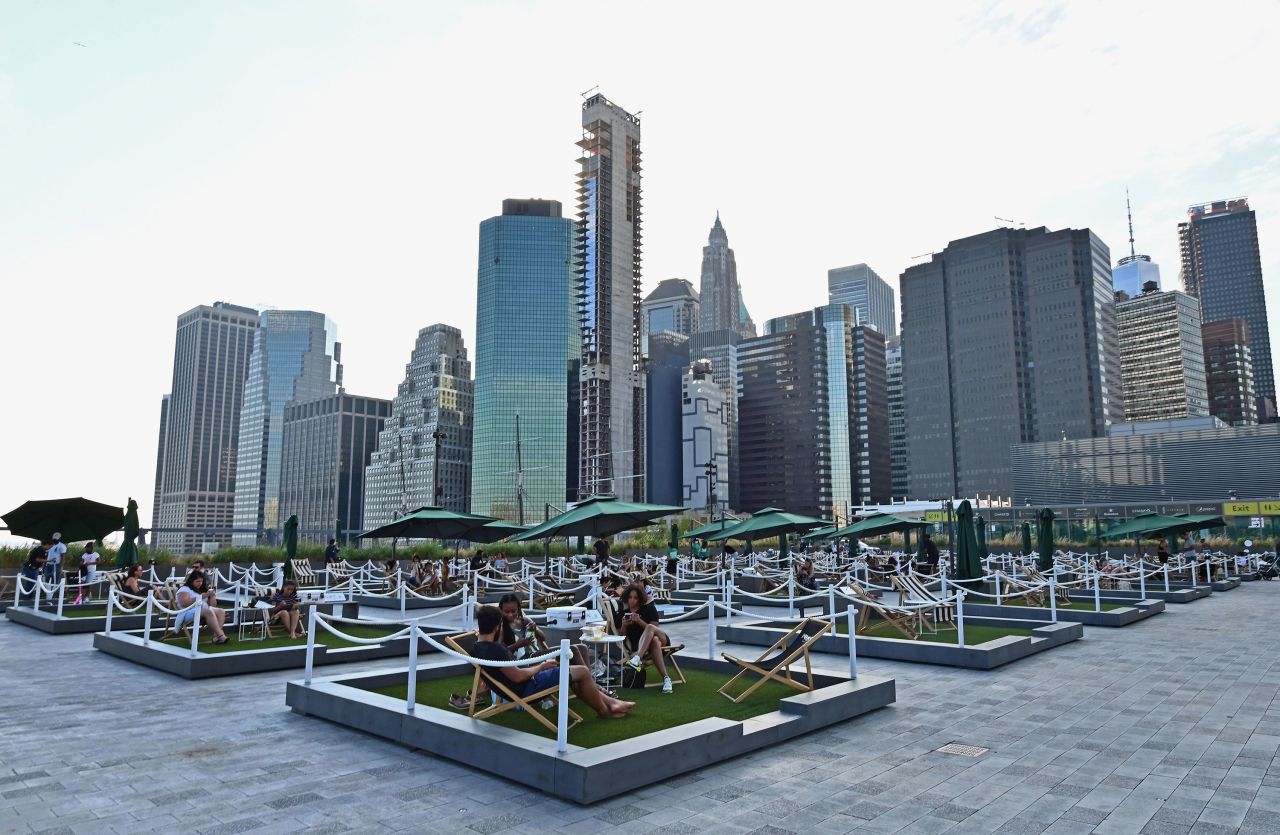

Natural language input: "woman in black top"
[593,538,609,569]
[615,584,674,693]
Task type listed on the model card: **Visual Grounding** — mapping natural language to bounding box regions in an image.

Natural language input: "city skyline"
[3,1,1279,525]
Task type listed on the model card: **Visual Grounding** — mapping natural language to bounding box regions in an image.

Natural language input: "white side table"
[582,634,625,694]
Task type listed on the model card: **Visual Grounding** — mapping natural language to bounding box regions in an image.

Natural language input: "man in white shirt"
[45,532,67,583]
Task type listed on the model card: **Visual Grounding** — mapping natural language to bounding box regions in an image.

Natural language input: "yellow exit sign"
[924,511,946,523]
[1224,501,1259,516]
[1260,501,1280,515]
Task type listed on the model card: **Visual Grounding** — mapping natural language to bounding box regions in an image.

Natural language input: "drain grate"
[936,742,990,757]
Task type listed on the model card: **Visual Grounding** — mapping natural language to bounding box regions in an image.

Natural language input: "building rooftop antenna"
[1126,188,1136,259]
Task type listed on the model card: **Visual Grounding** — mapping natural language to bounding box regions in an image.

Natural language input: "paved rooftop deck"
[3,583,1280,834]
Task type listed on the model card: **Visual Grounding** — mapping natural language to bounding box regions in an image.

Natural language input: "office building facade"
[901,226,1124,500]
[232,310,342,545]
[828,263,897,337]
[278,393,390,541]
[1011,418,1280,504]
[682,359,730,511]
[699,213,756,339]
[1115,285,1208,422]
[689,330,741,511]
[641,278,699,356]
[363,325,473,528]
[576,94,645,500]
[1202,318,1258,426]
[153,302,259,554]
[852,324,892,508]
[644,333,690,506]
[886,336,908,500]
[470,199,576,524]
[1179,198,1274,415]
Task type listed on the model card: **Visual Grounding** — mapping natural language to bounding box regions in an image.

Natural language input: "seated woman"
[383,557,399,589]
[269,580,303,638]
[795,558,817,592]
[471,605,634,718]
[408,557,426,585]
[616,584,674,694]
[119,564,160,600]
[499,593,549,659]
[492,552,508,573]
[174,571,229,644]
[417,560,441,595]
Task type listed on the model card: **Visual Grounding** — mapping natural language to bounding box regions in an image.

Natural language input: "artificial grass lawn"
[371,668,799,748]
[1002,598,1124,612]
[834,619,1032,645]
[153,624,401,653]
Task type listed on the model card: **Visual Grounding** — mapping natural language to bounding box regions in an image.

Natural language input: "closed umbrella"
[2,497,123,543]
[668,522,679,558]
[117,498,140,568]
[1021,522,1033,557]
[283,515,299,582]
[976,514,989,562]
[1037,508,1055,571]
[953,500,983,581]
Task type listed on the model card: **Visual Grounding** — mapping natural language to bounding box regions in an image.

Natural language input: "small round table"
[582,634,626,693]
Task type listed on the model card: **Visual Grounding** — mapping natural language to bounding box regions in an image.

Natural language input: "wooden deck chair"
[892,575,956,632]
[718,618,833,703]
[840,581,920,640]
[597,595,686,688]
[444,631,582,736]
[1022,566,1072,605]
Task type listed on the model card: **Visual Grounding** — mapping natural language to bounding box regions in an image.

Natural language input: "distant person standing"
[22,542,49,601]
[593,537,609,569]
[78,543,100,603]
[324,538,340,564]
[921,532,940,570]
[45,533,66,583]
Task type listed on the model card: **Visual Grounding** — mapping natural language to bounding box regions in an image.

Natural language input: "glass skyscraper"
[827,263,897,337]
[232,310,341,545]
[470,199,575,524]
[1179,198,1274,417]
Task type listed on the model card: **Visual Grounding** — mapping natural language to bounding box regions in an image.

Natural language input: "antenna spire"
[1126,188,1136,259]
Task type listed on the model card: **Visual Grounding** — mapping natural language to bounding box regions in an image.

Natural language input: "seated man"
[470,605,635,719]
[269,580,303,638]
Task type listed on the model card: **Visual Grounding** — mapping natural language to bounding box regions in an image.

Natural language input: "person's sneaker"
[661,677,673,694]
[540,698,555,710]
[626,655,644,671]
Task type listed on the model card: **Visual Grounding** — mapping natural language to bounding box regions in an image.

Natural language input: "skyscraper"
[1179,198,1274,417]
[682,359,730,512]
[641,278,699,355]
[827,263,897,336]
[232,310,342,545]
[1112,191,1162,297]
[152,394,169,528]
[471,199,576,524]
[644,333,690,506]
[153,302,258,554]
[885,336,908,500]
[278,392,391,541]
[363,325,473,528]
[688,331,740,511]
[901,226,1124,499]
[699,213,755,339]
[1201,318,1258,426]
[1115,284,1209,422]
[738,304,888,517]
[576,93,645,500]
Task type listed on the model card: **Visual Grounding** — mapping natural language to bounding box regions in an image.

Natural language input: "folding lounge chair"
[841,580,920,639]
[445,631,582,736]
[291,560,315,585]
[891,574,956,632]
[718,618,833,703]
[598,595,686,687]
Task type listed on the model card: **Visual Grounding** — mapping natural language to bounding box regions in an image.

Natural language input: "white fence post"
[787,572,796,619]
[399,580,406,617]
[724,582,733,625]
[143,592,153,646]
[956,591,966,647]
[1048,570,1058,622]
[847,605,857,680]
[827,584,837,622]
[707,601,716,660]
[528,577,536,612]
[105,586,115,635]
[556,639,571,755]
[995,572,1003,607]
[56,578,66,618]
[406,620,421,713]
[190,603,202,657]
[304,606,318,685]
[34,577,42,610]
[461,587,471,630]
[1093,570,1102,613]
[1163,562,1170,593]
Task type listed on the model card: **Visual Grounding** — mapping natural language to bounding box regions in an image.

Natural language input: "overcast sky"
[2,0,1278,538]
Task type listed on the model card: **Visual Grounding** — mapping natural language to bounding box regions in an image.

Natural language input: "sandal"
[447,693,471,710]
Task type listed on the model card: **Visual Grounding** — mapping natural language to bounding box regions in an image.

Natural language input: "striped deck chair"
[840,580,920,640]
[718,618,833,703]
[445,631,582,736]
[890,574,956,632]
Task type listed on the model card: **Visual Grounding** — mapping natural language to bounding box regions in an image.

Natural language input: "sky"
[2,0,1279,537]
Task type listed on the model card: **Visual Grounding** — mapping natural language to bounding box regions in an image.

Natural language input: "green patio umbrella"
[684,519,732,540]
[1151,514,1226,538]
[801,524,838,541]
[2,497,123,543]
[953,500,983,581]
[704,507,828,542]
[116,498,140,568]
[1036,508,1055,571]
[829,513,921,539]
[1021,522,1033,556]
[976,514,989,561]
[1102,513,1188,540]
[283,514,299,582]
[465,520,530,544]
[668,522,679,557]
[510,496,684,542]
[359,506,497,541]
